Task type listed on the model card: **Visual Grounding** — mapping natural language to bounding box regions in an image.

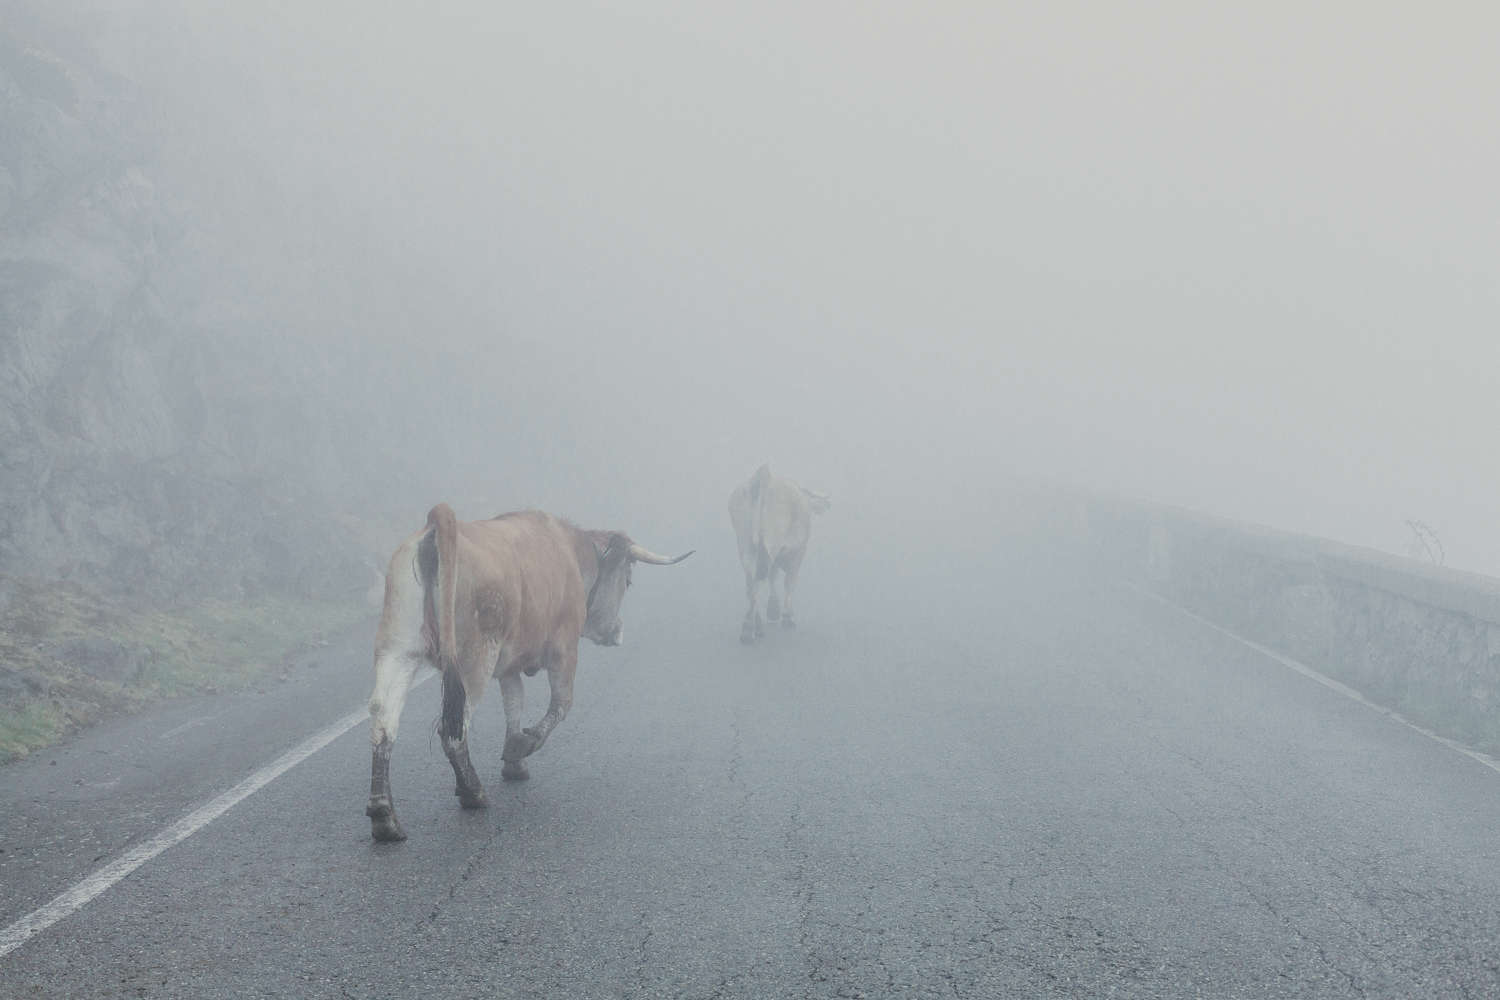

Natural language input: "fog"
[9,7,1500,983]
[28,2,1500,573]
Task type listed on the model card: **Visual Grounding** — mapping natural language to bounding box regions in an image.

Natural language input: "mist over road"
[6,5,1499,994]
[4,488,1498,998]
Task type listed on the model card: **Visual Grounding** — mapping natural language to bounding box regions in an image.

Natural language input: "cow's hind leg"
[367,650,421,842]
[439,670,489,810]
[741,565,765,643]
[765,562,783,622]
[498,672,529,780]
[780,546,808,629]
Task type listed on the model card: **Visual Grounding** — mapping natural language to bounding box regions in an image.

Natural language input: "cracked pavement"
[3,492,1500,998]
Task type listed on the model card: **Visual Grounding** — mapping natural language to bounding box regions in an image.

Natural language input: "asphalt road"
[4,494,1500,998]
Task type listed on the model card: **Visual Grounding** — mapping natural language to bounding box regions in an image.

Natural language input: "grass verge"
[0,574,372,763]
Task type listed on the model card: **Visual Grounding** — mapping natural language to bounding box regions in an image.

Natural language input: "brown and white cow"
[728,464,830,643]
[365,504,691,842]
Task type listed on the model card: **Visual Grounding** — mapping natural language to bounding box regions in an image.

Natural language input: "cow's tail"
[419,502,464,741]
[750,463,772,513]
[440,669,466,744]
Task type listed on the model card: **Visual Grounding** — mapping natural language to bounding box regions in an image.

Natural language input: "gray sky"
[159,2,1499,571]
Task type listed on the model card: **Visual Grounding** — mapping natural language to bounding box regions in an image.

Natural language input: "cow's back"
[729,465,814,564]
[456,511,588,657]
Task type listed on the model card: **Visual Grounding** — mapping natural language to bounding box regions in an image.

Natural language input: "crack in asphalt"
[1134,749,1375,997]
[782,798,827,996]
[634,907,655,995]
[723,715,754,844]
[425,820,505,925]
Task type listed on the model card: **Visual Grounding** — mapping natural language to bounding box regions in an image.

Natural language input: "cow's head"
[797,485,831,515]
[583,532,694,646]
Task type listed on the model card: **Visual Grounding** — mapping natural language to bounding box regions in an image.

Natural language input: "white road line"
[0,669,435,960]
[1123,580,1500,776]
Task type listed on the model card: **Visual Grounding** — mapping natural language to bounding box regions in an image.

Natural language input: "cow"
[728,464,830,643]
[365,503,692,842]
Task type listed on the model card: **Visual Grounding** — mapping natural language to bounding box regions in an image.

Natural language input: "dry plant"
[1404,519,1445,566]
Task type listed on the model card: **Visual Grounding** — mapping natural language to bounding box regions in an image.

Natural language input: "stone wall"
[1076,491,1500,741]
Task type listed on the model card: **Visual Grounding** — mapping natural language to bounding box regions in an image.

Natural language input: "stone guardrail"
[1069,489,1500,747]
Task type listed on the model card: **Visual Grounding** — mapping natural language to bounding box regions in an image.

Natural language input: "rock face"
[55,638,145,685]
[0,3,384,603]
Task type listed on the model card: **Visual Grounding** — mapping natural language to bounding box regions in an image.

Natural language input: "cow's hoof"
[765,596,781,621]
[370,817,407,842]
[502,758,530,781]
[504,730,541,760]
[366,800,407,842]
[456,786,489,810]
[740,628,756,644]
[754,619,765,638]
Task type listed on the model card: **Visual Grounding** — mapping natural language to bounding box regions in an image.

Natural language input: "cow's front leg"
[367,651,421,842]
[506,651,575,760]
[498,672,529,780]
[439,672,488,810]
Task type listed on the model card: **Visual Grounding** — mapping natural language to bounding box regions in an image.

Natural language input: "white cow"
[728,464,830,643]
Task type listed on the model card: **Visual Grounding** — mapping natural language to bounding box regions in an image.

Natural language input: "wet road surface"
[4,498,1500,998]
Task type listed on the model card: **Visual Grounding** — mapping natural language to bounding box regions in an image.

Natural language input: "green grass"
[0,700,65,761]
[0,574,372,762]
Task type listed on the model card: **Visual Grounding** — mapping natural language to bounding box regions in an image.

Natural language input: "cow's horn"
[628,544,694,565]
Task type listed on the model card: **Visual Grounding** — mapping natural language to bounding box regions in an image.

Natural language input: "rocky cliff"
[0,2,459,604]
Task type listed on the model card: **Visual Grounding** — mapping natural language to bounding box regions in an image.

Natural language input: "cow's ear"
[597,534,628,561]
